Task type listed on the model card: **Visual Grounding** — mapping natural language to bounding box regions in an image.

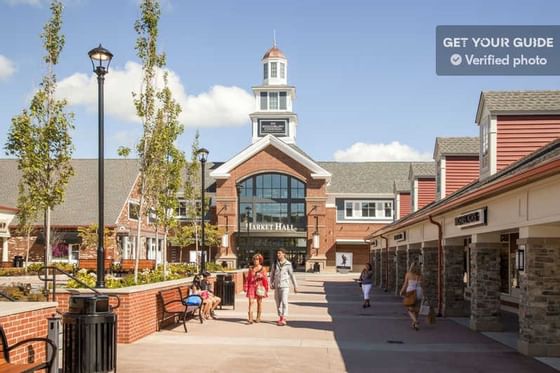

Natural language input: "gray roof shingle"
[409,162,436,179]
[318,162,413,194]
[476,90,560,123]
[433,137,479,160]
[393,180,411,193]
[0,159,139,226]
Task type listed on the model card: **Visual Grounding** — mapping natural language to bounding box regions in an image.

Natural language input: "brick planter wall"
[0,302,57,365]
[53,270,248,344]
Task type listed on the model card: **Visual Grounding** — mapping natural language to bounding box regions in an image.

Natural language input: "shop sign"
[246,223,296,232]
[394,232,406,241]
[455,207,487,228]
[258,119,288,136]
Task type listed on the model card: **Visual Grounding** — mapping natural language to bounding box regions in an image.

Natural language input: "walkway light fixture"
[197,148,209,274]
[312,205,320,254]
[89,44,113,288]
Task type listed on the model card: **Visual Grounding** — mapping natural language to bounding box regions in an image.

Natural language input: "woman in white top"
[399,261,423,330]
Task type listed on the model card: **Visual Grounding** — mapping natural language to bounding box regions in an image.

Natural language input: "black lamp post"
[197,148,209,274]
[89,44,113,288]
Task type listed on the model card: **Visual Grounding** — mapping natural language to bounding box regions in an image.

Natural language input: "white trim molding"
[210,135,332,182]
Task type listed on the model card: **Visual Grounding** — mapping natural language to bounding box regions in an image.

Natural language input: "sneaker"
[276,317,283,326]
[281,317,287,326]
[210,311,218,320]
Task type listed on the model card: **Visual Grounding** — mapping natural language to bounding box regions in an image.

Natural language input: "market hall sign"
[246,223,296,232]
[455,207,487,228]
[258,119,288,137]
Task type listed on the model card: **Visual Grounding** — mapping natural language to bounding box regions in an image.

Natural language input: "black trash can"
[214,273,235,309]
[313,262,321,273]
[13,256,23,268]
[63,294,117,372]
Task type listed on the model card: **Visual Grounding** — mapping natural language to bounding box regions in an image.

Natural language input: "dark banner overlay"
[436,26,560,75]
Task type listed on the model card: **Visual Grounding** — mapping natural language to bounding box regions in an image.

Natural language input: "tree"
[77,224,115,255]
[5,0,74,267]
[15,185,38,271]
[170,222,220,267]
[147,73,185,279]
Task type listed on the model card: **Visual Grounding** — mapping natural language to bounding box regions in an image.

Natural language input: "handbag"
[402,290,416,306]
[256,284,266,297]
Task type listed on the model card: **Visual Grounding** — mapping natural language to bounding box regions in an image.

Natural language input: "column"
[518,226,560,357]
[407,243,421,268]
[380,248,388,290]
[2,238,8,263]
[421,243,438,307]
[387,247,396,293]
[443,239,467,317]
[122,236,129,260]
[373,249,381,287]
[395,246,407,295]
[469,236,502,332]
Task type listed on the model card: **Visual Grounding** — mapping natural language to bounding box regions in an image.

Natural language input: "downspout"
[380,234,389,292]
[428,215,443,317]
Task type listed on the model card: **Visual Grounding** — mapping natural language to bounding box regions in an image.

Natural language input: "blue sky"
[1,0,560,163]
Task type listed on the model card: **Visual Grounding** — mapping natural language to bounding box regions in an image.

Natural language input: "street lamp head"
[88,44,113,75]
[197,148,209,163]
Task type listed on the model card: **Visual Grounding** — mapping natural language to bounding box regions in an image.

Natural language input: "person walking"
[359,263,373,308]
[270,248,298,326]
[399,261,423,330]
[243,253,269,324]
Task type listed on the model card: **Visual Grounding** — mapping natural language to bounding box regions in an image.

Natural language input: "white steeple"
[250,43,298,144]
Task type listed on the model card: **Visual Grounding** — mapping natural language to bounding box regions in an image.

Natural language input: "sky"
[1,0,560,163]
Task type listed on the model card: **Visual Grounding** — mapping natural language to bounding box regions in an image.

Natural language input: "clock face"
[258,119,288,137]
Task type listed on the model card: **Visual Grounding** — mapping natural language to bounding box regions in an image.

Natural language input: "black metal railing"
[38,266,120,309]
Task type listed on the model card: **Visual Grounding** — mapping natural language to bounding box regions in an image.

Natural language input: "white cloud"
[3,0,44,6]
[57,61,253,128]
[0,55,16,80]
[333,141,432,162]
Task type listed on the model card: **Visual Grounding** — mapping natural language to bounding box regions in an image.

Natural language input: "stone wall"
[518,237,560,357]
[373,249,381,286]
[421,246,438,307]
[443,245,467,317]
[469,242,502,331]
[395,247,407,295]
[387,248,396,293]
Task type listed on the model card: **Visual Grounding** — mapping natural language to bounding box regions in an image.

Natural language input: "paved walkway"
[118,273,557,372]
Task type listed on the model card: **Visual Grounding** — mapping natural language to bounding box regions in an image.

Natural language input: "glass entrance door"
[237,236,307,270]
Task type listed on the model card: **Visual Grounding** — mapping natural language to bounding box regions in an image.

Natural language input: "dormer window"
[263,63,268,79]
[280,63,285,79]
[270,62,278,78]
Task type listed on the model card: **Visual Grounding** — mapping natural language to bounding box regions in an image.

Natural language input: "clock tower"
[250,44,298,144]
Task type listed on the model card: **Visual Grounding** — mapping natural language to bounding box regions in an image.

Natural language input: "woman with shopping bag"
[399,261,423,330]
[243,253,269,324]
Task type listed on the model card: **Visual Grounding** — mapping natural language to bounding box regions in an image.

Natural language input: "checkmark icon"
[450,54,462,66]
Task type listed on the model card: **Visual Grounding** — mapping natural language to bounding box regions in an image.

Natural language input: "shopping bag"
[419,299,430,316]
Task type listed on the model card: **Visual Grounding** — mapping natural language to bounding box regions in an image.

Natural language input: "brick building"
[368,90,560,357]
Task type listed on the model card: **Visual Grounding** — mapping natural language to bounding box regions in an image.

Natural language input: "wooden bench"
[78,258,113,271]
[120,259,156,272]
[1,325,56,372]
[157,287,203,332]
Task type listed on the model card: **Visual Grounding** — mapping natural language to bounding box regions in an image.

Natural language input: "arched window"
[238,173,306,230]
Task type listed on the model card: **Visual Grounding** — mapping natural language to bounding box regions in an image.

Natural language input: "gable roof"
[318,162,412,194]
[394,180,411,193]
[433,137,479,160]
[0,159,139,226]
[210,135,331,181]
[408,162,436,180]
[369,138,560,240]
[476,90,560,123]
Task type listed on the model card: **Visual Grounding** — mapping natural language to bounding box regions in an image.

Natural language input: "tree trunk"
[155,227,159,265]
[194,223,199,271]
[134,192,145,284]
[45,207,52,266]
[24,229,31,273]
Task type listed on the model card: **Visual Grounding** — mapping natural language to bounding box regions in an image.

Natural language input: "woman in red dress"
[244,253,269,324]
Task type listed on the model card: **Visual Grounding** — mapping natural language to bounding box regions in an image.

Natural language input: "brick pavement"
[118,273,556,372]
